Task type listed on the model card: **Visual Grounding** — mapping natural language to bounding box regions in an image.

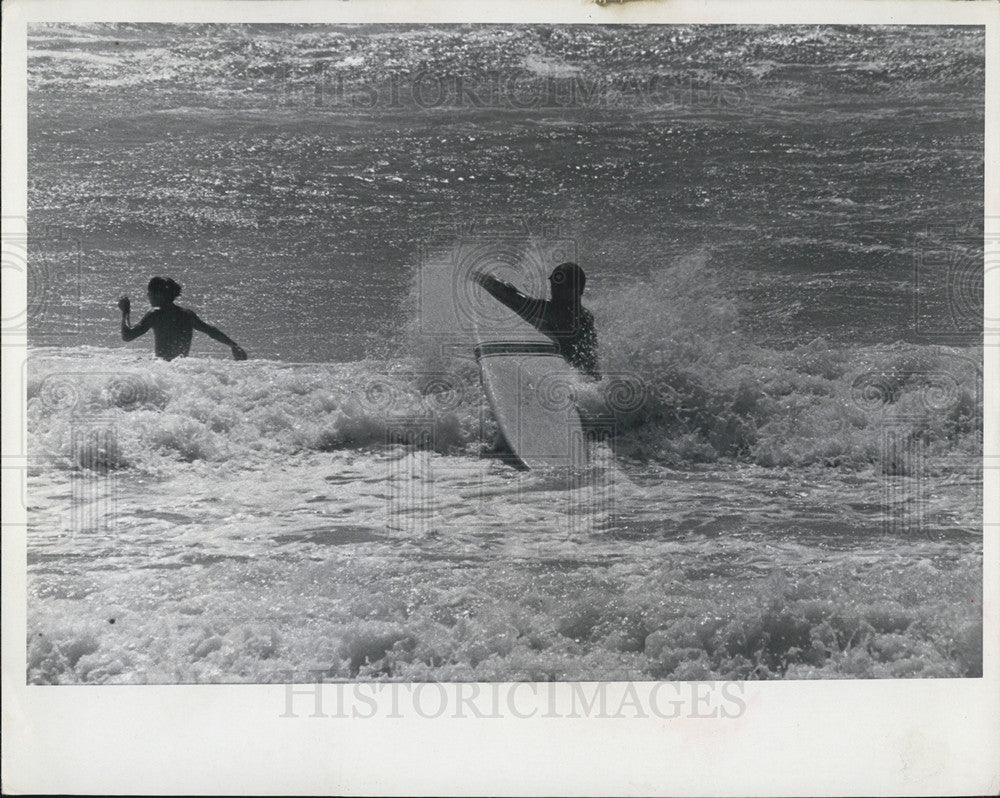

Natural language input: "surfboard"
[473,309,587,471]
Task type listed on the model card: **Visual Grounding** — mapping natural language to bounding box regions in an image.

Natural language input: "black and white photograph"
[2,0,997,794]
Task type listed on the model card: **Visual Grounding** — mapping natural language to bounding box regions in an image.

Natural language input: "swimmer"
[118,276,247,361]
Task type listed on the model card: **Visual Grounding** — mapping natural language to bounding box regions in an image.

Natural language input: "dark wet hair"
[148,276,182,302]
[549,262,586,295]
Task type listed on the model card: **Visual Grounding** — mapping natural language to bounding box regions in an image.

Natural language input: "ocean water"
[24,24,983,683]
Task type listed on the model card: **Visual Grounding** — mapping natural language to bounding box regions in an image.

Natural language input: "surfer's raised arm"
[471,271,544,327]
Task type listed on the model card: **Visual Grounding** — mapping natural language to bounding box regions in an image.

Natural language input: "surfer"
[472,261,599,378]
[118,277,247,361]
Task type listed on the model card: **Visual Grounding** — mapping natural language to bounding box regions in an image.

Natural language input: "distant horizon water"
[26,23,983,362]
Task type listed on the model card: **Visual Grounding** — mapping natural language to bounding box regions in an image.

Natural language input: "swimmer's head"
[148,276,182,306]
[549,262,586,301]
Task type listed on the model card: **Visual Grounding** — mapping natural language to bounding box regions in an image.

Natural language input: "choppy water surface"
[25,25,983,683]
[27,343,982,683]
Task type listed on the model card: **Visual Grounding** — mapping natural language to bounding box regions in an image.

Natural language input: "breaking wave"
[28,254,980,476]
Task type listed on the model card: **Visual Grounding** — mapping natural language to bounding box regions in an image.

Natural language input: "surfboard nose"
[474,341,560,360]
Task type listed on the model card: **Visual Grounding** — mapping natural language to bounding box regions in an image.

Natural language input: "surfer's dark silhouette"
[473,262,599,378]
[118,277,247,361]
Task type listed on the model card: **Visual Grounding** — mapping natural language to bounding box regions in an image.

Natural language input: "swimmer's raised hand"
[231,344,248,361]
[117,295,131,314]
